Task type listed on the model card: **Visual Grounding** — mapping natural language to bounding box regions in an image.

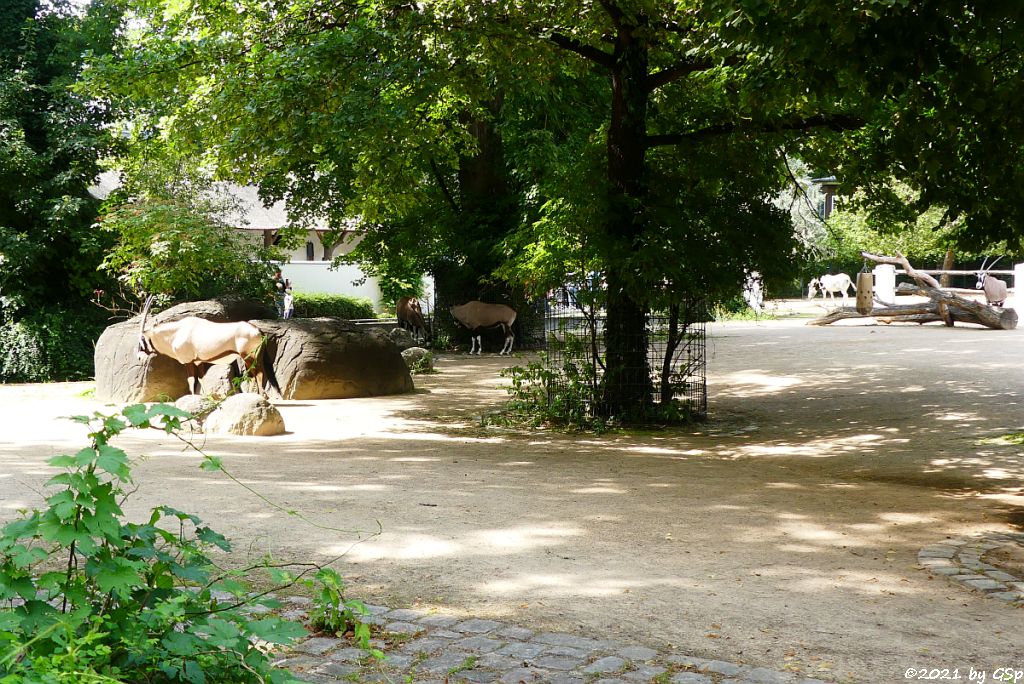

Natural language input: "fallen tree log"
[808,251,1017,330]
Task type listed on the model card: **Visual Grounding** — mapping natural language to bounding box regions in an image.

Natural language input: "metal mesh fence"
[544,282,708,421]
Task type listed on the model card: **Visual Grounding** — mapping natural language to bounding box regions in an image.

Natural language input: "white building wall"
[281,262,385,313]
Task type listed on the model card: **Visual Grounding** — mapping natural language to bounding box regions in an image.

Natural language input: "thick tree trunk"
[597,14,655,417]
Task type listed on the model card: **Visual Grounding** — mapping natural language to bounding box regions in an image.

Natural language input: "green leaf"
[243,617,307,644]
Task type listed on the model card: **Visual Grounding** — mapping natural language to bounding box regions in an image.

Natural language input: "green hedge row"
[0,310,107,383]
[292,293,376,320]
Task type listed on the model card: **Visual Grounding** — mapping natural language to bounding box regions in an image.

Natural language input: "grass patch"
[976,431,1024,446]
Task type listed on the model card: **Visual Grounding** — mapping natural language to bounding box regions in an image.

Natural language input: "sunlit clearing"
[571,486,627,494]
[933,412,985,422]
[877,512,938,525]
[717,372,803,395]
[623,446,706,457]
[343,525,582,562]
[480,574,640,597]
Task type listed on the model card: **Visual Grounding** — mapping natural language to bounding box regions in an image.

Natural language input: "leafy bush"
[0,309,108,382]
[292,293,375,319]
[0,405,364,683]
[99,198,282,304]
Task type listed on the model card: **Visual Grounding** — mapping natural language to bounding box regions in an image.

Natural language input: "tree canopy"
[0,0,121,317]
[86,0,1024,412]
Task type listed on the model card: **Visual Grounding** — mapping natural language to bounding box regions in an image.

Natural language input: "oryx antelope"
[136,297,271,395]
[975,256,1008,307]
[808,273,856,305]
[396,296,429,342]
[450,300,517,355]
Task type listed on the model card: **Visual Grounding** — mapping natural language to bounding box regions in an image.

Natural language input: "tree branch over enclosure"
[646,113,865,147]
[644,57,716,92]
[546,31,614,67]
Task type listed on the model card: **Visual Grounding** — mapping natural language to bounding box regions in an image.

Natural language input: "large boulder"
[94,297,275,403]
[258,318,414,400]
[388,327,418,351]
[401,346,434,373]
[204,393,285,436]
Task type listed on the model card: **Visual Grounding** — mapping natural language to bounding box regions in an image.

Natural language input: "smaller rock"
[205,394,285,436]
[389,327,418,350]
[401,346,434,372]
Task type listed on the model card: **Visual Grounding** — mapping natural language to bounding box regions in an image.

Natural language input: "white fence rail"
[873,263,1024,304]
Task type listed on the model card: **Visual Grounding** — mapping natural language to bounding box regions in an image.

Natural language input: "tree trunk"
[598,14,654,417]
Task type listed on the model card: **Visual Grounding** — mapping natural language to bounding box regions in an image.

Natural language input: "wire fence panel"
[544,283,707,421]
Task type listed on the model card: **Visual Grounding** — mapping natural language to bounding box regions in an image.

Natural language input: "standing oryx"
[136,296,272,395]
[808,273,856,305]
[450,300,517,355]
[396,296,430,343]
[975,256,1008,308]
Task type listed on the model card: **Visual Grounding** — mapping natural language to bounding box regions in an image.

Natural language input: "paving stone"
[623,664,668,681]
[384,608,427,621]
[380,653,415,669]
[665,654,711,669]
[593,679,629,684]
[273,654,322,670]
[497,625,535,641]
[670,673,713,684]
[326,647,368,663]
[473,652,521,670]
[497,641,547,659]
[545,675,586,684]
[500,667,548,683]
[918,548,956,558]
[702,659,745,676]
[453,618,503,634]
[454,668,504,683]
[455,635,505,653]
[743,666,797,683]
[963,578,1007,591]
[986,570,1018,582]
[385,620,425,634]
[397,637,449,655]
[617,645,659,661]
[990,591,1024,602]
[585,655,628,674]
[532,632,609,651]
[293,637,343,656]
[930,566,965,575]
[313,661,360,678]
[421,651,478,673]
[430,629,465,639]
[363,604,390,615]
[530,654,587,670]
[542,645,593,659]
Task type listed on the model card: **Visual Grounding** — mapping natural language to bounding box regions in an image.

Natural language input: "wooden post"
[855,272,873,315]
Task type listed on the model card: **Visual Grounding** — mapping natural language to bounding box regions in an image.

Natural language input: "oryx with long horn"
[136,296,272,395]
[450,300,517,355]
[975,256,1008,308]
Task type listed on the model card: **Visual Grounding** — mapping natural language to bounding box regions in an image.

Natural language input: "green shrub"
[0,404,366,683]
[292,293,375,320]
[0,309,107,383]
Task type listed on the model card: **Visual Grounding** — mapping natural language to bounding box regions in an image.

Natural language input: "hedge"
[291,293,376,320]
[0,310,108,383]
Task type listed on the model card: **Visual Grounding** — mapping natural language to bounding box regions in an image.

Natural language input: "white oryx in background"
[808,273,856,305]
[450,300,517,355]
[975,256,1008,308]
[136,296,271,395]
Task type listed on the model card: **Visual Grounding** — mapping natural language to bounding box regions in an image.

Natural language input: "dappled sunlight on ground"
[3,327,1024,679]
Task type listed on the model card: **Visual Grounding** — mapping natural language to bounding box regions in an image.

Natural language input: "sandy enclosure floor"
[1,311,1022,683]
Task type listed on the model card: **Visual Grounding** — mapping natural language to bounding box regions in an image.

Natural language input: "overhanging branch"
[547,31,614,68]
[646,113,864,147]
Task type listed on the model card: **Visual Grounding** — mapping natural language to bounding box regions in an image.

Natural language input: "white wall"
[281,262,385,313]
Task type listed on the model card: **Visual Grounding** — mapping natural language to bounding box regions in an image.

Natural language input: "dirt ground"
[1,302,1022,683]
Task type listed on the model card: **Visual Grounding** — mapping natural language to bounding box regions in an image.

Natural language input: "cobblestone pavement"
[917,532,1024,606]
[274,602,834,684]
